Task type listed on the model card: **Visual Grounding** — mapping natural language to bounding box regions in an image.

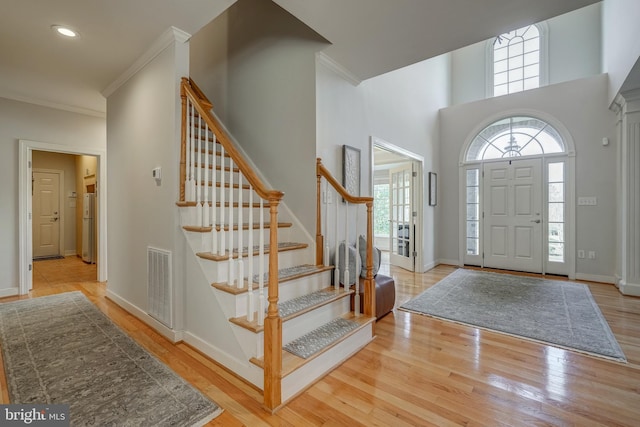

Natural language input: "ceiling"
[0,0,600,116]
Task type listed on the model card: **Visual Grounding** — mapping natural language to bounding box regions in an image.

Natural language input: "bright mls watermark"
[0,405,69,426]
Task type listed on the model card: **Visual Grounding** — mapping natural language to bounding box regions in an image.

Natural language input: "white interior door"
[483,159,542,273]
[389,163,415,271]
[33,171,61,258]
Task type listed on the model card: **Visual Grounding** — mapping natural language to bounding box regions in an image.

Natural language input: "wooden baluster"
[203,123,210,228]
[247,187,254,322]
[324,180,330,266]
[196,113,203,226]
[344,201,350,290]
[354,207,360,316]
[219,146,226,257]
[258,198,265,326]
[228,158,235,287]
[237,173,244,290]
[334,192,340,293]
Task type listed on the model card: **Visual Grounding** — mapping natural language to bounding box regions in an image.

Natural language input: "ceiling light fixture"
[52,25,79,38]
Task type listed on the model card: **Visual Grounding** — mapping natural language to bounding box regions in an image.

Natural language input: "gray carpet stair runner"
[283,317,360,359]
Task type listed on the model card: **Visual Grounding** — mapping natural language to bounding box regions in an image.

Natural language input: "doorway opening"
[19,140,107,295]
[372,137,424,272]
[459,113,576,278]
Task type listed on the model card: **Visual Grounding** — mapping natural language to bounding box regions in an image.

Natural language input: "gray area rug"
[400,269,626,362]
[284,318,359,359]
[0,292,222,426]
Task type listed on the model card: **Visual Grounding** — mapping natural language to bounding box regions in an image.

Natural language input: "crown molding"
[0,93,106,118]
[102,26,191,98]
[316,52,361,86]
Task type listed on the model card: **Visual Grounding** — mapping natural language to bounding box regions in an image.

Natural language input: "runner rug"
[400,269,626,362]
[0,292,222,425]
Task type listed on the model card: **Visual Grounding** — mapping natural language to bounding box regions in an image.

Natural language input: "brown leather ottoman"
[350,274,396,319]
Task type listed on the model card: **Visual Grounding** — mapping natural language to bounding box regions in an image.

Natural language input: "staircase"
[178,78,377,411]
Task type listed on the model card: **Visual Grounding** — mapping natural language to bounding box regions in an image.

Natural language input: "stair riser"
[227,297,350,360]
[281,322,374,403]
[180,205,269,228]
[281,297,351,346]
[183,189,267,211]
[212,270,332,319]
[196,248,309,285]
[183,225,293,254]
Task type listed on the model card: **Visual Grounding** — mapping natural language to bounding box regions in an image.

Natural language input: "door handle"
[531,219,541,223]
[51,217,59,222]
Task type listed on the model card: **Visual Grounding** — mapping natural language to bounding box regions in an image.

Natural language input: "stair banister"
[180,77,284,411]
[315,158,376,320]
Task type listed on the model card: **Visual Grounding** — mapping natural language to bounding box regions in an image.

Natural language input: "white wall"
[602,0,640,103]
[0,97,105,293]
[32,151,78,255]
[190,0,329,234]
[317,54,451,271]
[451,3,602,106]
[439,74,617,278]
[106,33,188,327]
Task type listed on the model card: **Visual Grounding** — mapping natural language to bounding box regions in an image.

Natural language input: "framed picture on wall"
[342,145,361,198]
[429,172,437,206]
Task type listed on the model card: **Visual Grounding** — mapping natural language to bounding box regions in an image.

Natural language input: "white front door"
[483,159,542,273]
[389,163,415,271]
[33,171,61,258]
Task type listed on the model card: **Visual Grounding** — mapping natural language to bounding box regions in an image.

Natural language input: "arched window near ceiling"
[492,24,543,96]
[465,116,565,162]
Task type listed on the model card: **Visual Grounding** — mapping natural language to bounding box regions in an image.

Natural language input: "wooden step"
[183,222,292,233]
[176,200,271,208]
[212,264,333,295]
[229,287,353,333]
[196,241,307,262]
[249,312,374,377]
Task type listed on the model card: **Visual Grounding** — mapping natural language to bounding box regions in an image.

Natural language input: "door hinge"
[412,171,417,177]
[412,211,417,217]
[29,264,32,271]
[482,252,485,259]
[28,161,32,168]
[412,251,418,257]
[482,211,485,218]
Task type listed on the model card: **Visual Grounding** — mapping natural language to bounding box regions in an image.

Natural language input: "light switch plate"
[577,196,597,206]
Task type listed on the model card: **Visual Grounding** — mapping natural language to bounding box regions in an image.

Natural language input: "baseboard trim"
[436,259,462,268]
[182,331,263,389]
[0,287,19,298]
[105,289,183,343]
[616,279,640,297]
[575,273,615,284]
[64,250,77,257]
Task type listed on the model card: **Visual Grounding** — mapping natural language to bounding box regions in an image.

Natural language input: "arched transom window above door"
[465,116,565,162]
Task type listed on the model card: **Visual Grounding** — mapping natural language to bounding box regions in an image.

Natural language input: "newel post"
[179,78,188,202]
[316,158,324,266]
[264,198,282,411]
[364,201,376,332]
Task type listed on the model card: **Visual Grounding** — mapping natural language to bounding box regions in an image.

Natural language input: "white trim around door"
[19,139,107,294]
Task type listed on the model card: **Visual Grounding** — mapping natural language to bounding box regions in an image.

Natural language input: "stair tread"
[196,241,308,261]
[183,222,292,233]
[212,264,333,295]
[249,313,374,377]
[229,287,353,332]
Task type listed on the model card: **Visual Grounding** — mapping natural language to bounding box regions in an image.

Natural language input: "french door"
[389,163,415,271]
[483,159,542,273]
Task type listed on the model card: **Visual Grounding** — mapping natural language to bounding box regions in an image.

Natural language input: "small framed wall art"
[342,144,361,197]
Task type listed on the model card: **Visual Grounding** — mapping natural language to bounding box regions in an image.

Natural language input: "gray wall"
[0,97,105,294]
[439,74,617,278]
[451,3,602,106]
[106,36,187,323]
[190,0,329,234]
[316,54,451,271]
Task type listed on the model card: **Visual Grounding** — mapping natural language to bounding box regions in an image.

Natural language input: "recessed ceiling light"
[52,25,79,38]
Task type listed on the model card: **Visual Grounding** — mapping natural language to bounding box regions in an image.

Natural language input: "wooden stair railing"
[180,77,284,411]
[316,158,376,323]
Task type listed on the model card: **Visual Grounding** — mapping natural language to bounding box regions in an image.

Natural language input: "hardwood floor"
[2,258,640,426]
